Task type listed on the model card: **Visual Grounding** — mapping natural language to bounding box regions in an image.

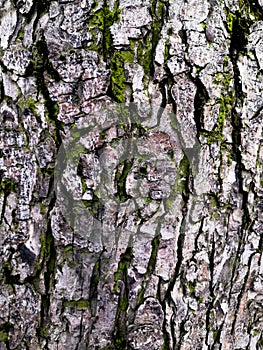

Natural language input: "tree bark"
[0,0,263,349]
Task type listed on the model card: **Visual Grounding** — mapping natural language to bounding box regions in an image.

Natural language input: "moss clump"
[206,56,235,145]
[132,0,166,76]
[0,330,8,342]
[213,329,219,341]
[63,299,89,309]
[82,192,102,219]
[0,178,17,195]
[172,155,190,196]
[113,334,126,349]
[25,98,37,114]
[110,50,134,103]
[188,281,196,294]
[147,234,160,274]
[0,322,12,342]
[88,1,121,58]
[226,11,235,32]
[39,326,50,338]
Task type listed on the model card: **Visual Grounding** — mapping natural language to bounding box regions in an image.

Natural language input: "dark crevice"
[112,246,133,349]
[251,105,263,121]
[226,232,241,304]
[89,253,103,317]
[205,231,216,346]
[211,320,224,349]
[36,194,57,345]
[158,78,168,109]
[115,159,134,202]
[193,77,210,138]
[175,317,188,350]
[147,229,162,275]
[178,28,189,52]
[157,277,171,350]
[33,35,63,147]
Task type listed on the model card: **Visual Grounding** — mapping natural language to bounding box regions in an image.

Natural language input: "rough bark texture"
[0,0,263,349]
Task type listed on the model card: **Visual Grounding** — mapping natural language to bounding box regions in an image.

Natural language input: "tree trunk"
[0,0,262,349]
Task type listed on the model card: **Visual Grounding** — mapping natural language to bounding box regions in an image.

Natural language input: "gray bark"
[0,0,263,349]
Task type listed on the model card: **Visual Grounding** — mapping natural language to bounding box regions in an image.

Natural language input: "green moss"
[164,40,169,62]
[33,228,56,290]
[226,11,235,32]
[64,299,89,309]
[39,326,50,338]
[114,336,126,349]
[0,178,17,195]
[152,2,164,48]
[257,337,263,347]
[151,0,165,50]
[39,203,47,215]
[147,234,160,274]
[188,281,196,294]
[82,191,102,219]
[215,72,222,81]
[253,329,260,337]
[88,1,121,58]
[0,331,8,342]
[136,281,146,305]
[213,330,219,341]
[169,111,179,131]
[110,50,134,102]
[132,0,165,75]
[175,155,190,194]
[61,246,76,268]
[0,323,12,342]
[165,156,190,210]
[17,28,25,42]
[162,340,170,350]
[206,59,235,145]
[140,35,154,75]
[225,0,262,57]
[62,245,74,255]
[118,292,128,311]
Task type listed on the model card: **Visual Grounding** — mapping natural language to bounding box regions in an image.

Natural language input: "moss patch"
[110,50,134,103]
[63,299,89,310]
[88,1,121,59]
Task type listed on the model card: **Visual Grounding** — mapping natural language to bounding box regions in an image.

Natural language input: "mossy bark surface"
[0,0,263,349]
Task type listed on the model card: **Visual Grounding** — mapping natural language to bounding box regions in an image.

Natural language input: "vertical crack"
[205,230,216,346]
[37,194,57,347]
[113,246,133,348]
[89,252,103,317]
